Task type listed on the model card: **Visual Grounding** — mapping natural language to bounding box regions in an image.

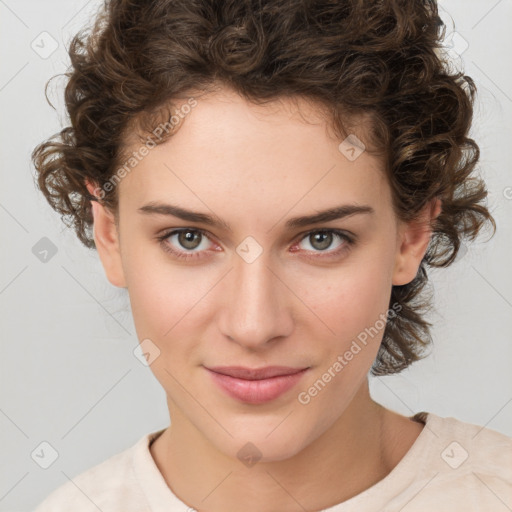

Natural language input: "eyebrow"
[137,202,375,231]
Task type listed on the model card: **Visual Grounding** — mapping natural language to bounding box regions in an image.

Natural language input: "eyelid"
[292,226,355,242]
[156,226,355,243]
[291,228,355,254]
[156,227,356,260]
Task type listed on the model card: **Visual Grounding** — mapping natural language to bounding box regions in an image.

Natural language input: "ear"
[85,179,127,288]
[392,198,442,286]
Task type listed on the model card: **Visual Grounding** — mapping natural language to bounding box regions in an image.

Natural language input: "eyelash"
[156,228,356,261]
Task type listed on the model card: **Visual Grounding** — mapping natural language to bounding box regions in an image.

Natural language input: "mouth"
[204,365,310,404]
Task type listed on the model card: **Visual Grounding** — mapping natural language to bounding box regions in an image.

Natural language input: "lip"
[205,365,309,404]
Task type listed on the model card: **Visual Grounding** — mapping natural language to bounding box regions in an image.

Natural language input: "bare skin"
[86,85,439,511]
[150,381,425,511]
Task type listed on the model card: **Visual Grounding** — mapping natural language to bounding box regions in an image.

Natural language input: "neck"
[150,379,422,511]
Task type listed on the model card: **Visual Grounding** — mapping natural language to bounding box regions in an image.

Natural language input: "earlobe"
[85,180,127,288]
[392,198,442,286]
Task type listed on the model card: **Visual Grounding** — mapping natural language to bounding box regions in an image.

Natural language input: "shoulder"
[33,430,162,512]
[428,413,512,477]
[404,412,512,510]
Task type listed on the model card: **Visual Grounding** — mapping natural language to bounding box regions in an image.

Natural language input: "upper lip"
[206,365,309,380]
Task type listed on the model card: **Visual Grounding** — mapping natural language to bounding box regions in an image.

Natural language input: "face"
[87,86,438,462]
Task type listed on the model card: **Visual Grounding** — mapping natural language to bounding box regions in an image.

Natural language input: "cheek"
[295,259,393,415]
[127,268,204,339]
[123,226,395,347]
[121,243,187,337]
[123,247,219,370]
[295,253,394,344]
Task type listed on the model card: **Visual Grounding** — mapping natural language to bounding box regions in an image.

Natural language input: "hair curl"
[31,0,496,376]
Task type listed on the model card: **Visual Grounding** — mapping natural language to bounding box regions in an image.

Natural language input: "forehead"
[118,88,391,220]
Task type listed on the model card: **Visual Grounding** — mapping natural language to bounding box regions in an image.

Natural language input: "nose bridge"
[220,247,290,348]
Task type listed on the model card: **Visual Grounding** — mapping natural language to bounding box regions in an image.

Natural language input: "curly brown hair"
[31,0,496,376]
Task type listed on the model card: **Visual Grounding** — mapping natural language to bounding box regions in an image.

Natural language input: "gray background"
[1,0,511,510]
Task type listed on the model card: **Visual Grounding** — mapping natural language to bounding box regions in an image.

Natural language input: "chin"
[209,419,314,464]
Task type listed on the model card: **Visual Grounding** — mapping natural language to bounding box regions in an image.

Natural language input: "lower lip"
[207,368,309,404]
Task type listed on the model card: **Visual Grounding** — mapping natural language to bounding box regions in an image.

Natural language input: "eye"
[292,229,354,258]
[156,228,355,261]
[157,228,216,260]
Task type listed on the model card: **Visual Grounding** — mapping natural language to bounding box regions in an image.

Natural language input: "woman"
[32,0,511,510]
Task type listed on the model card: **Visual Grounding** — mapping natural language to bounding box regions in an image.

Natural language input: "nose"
[219,251,294,350]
